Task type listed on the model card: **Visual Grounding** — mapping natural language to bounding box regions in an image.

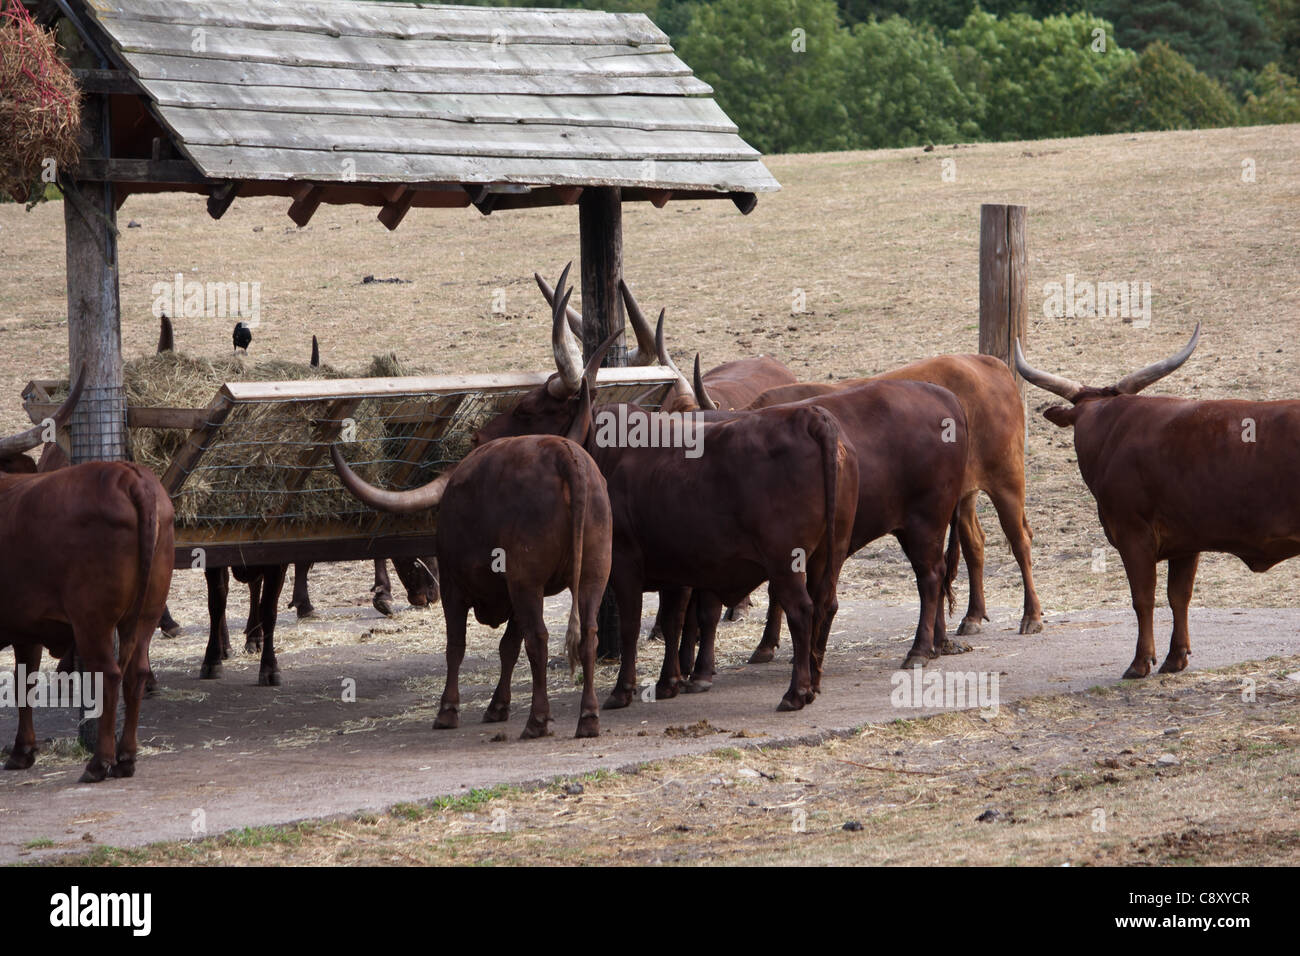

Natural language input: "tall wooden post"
[978,203,1028,393]
[63,88,127,749]
[579,187,625,660]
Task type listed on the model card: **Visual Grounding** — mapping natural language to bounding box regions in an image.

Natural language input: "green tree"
[1100,40,1240,131]
[947,10,1135,141]
[1240,61,1300,123]
[677,0,854,154]
[842,15,982,146]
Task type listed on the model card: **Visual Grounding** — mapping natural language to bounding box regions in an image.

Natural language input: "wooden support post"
[978,203,1028,395]
[377,185,415,231]
[63,88,126,749]
[288,184,324,227]
[579,186,625,660]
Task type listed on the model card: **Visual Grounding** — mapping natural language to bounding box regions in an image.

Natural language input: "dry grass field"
[1,124,1298,864]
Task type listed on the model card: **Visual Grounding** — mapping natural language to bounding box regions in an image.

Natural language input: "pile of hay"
[47,351,522,529]
[0,2,80,202]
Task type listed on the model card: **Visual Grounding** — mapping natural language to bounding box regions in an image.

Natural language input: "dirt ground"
[0,124,1298,864]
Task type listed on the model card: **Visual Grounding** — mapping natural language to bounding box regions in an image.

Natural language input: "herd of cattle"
[2,262,1297,785]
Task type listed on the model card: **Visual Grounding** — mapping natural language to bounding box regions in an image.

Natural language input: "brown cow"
[476,265,859,711]
[741,352,1040,665]
[331,383,613,738]
[0,372,175,782]
[1016,324,1292,679]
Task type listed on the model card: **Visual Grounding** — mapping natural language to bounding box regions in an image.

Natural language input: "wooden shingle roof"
[81,0,780,199]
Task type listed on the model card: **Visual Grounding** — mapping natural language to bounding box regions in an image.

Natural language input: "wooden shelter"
[27,0,778,474]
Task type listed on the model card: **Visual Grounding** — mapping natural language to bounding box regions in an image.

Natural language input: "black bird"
[233,321,252,354]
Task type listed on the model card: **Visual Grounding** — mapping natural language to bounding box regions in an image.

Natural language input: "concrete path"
[2,601,1296,862]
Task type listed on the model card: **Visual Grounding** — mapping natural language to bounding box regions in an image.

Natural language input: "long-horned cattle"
[738,350,1040,666]
[0,370,175,782]
[1014,324,1300,678]
[331,373,613,738]
[477,265,859,712]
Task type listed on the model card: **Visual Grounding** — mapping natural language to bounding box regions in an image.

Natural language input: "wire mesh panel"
[69,384,128,464]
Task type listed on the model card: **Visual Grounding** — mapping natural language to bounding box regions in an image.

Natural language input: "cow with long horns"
[1013,324,1300,678]
[0,370,175,782]
[330,379,613,738]
[476,265,859,711]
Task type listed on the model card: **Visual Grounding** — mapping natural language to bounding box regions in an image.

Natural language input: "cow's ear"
[1043,405,1079,428]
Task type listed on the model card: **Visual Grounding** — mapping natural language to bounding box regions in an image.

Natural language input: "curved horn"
[693,354,719,410]
[618,279,659,367]
[583,328,623,389]
[1014,338,1086,403]
[310,335,320,368]
[0,364,86,458]
[566,377,593,444]
[1114,323,1200,395]
[157,313,174,353]
[329,443,450,514]
[547,263,584,398]
[535,271,584,339]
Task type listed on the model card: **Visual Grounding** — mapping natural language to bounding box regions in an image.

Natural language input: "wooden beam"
[979,203,1028,395]
[578,184,626,660]
[646,189,673,208]
[71,68,139,95]
[172,533,440,570]
[377,185,415,230]
[25,402,209,431]
[730,191,758,215]
[75,157,208,184]
[288,183,325,227]
[160,392,235,495]
[206,180,242,219]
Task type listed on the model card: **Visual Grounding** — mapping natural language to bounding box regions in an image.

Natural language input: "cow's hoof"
[199,660,222,680]
[434,709,458,730]
[1019,617,1044,635]
[956,618,982,636]
[1159,653,1189,674]
[777,692,806,712]
[655,679,679,701]
[901,652,935,669]
[109,757,135,779]
[939,637,972,656]
[520,718,552,740]
[294,603,316,620]
[748,646,776,664]
[575,714,600,738]
[1122,660,1154,679]
[258,667,281,687]
[682,678,713,694]
[723,606,747,623]
[647,625,664,644]
[79,759,111,784]
[144,674,160,698]
[372,593,395,617]
[604,687,633,710]
[3,745,36,770]
[161,623,182,639]
[483,701,509,723]
[244,639,261,655]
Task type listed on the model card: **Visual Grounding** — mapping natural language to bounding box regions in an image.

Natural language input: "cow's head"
[0,366,85,475]
[473,263,620,445]
[1015,324,1200,427]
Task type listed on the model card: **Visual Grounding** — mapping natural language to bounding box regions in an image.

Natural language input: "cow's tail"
[561,443,589,675]
[810,407,845,606]
[124,469,160,655]
[943,506,960,616]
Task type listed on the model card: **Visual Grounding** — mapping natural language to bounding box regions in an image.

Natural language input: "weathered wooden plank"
[222,367,679,403]
[179,144,782,192]
[383,392,470,490]
[97,0,666,47]
[25,402,208,430]
[105,21,683,77]
[142,82,738,134]
[75,157,209,184]
[161,392,235,495]
[171,532,440,570]
[123,53,712,98]
[159,106,758,164]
